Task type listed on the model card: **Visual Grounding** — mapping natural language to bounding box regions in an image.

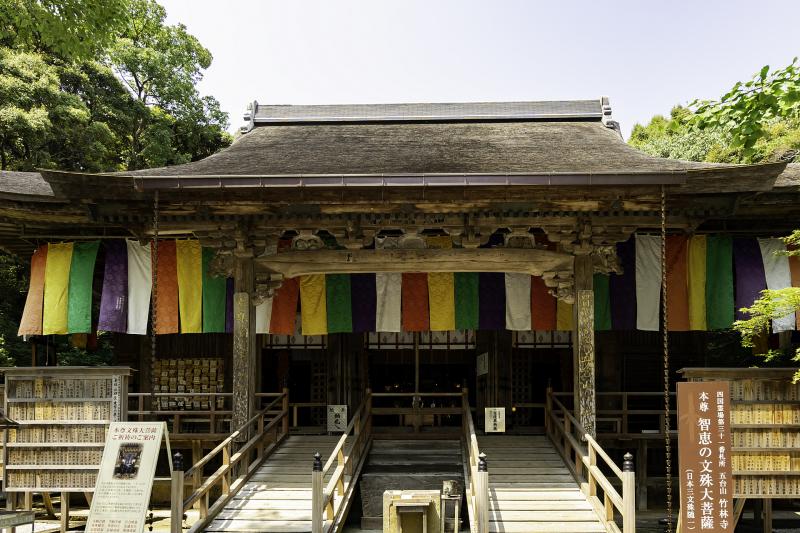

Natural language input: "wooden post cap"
[313,452,322,472]
[622,452,634,472]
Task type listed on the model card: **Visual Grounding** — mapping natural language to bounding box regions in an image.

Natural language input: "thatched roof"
[127,120,714,178]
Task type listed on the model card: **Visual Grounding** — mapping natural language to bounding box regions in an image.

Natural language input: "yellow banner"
[300,275,327,335]
[556,299,573,331]
[426,235,455,331]
[688,235,707,330]
[176,240,202,333]
[42,243,73,335]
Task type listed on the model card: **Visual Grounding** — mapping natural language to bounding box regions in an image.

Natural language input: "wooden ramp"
[205,435,347,533]
[478,435,605,533]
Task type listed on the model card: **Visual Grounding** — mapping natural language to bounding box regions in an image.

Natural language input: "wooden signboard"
[327,405,347,433]
[677,381,733,532]
[85,422,170,533]
[485,407,505,433]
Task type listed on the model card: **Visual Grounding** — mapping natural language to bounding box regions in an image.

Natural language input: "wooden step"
[206,518,315,532]
[488,509,600,522]
[489,500,592,511]
[488,522,605,533]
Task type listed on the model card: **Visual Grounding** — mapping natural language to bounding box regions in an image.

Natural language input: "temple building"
[1,98,799,532]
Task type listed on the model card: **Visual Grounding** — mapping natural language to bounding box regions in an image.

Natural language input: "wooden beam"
[573,254,596,437]
[255,248,573,277]
[232,257,257,439]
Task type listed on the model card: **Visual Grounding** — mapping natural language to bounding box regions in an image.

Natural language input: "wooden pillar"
[232,257,257,436]
[572,253,596,437]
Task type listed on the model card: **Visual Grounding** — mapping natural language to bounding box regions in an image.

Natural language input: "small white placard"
[86,422,169,533]
[477,352,489,376]
[485,407,506,433]
[327,404,348,432]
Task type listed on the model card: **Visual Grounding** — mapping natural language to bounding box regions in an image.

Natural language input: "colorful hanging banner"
[556,300,573,331]
[255,296,273,334]
[610,239,636,330]
[98,240,128,333]
[42,242,73,335]
[270,278,299,335]
[687,236,707,331]
[734,238,767,321]
[126,240,152,335]
[202,248,226,333]
[66,241,99,334]
[376,273,401,332]
[18,245,48,336]
[531,276,557,331]
[479,272,505,330]
[326,274,352,334]
[505,273,531,331]
[351,273,377,333]
[593,274,612,331]
[153,240,179,335]
[300,274,328,335]
[635,235,661,331]
[759,238,795,332]
[706,235,734,330]
[665,235,690,332]
[454,272,479,330]
[402,273,429,332]
[176,240,202,333]
[427,236,455,331]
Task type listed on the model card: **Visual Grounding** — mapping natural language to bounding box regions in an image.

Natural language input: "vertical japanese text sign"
[677,382,733,532]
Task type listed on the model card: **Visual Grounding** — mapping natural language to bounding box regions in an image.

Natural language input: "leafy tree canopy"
[0,0,232,364]
[0,0,131,60]
[692,59,800,158]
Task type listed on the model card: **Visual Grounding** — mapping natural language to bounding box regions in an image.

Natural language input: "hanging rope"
[151,191,159,365]
[661,185,673,532]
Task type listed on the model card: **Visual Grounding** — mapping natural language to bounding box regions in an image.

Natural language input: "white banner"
[86,422,169,533]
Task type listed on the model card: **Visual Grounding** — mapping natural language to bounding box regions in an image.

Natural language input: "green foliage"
[108,0,230,169]
[0,0,231,365]
[691,59,800,160]
[0,0,130,60]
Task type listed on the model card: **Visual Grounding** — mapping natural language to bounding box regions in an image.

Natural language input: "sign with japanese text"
[327,405,348,433]
[485,407,506,433]
[677,381,733,532]
[477,352,489,376]
[86,422,169,533]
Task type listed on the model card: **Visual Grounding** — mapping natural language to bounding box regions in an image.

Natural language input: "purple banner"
[479,272,506,330]
[97,240,128,333]
[351,273,376,332]
[734,238,767,320]
[610,238,637,330]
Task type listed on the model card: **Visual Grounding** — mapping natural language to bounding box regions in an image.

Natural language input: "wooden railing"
[129,392,233,438]
[546,388,635,533]
[370,391,464,434]
[129,392,326,439]
[552,390,676,438]
[312,391,372,533]
[170,389,290,533]
[461,389,487,533]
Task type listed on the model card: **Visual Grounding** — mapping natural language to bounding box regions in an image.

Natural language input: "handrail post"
[282,387,290,437]
[312,452,323,533]
[365,389,372,434]
[476,453,489,533]
[545,386,552,435]
[170,452,185,533]
[622,452,635,533]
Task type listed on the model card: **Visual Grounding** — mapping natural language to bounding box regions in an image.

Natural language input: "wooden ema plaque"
[677,381,733,532]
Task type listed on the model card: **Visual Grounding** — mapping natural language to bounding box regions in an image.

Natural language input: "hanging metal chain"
[661,185,673,532]
[151,190,159,364]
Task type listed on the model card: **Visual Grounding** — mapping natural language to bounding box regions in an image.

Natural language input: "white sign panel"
[485,407,506,433]
[327,405,348,432]
[86,422,168,533]
[476,352,489,376]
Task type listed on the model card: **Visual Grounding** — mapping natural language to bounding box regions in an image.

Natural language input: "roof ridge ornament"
[600,96,621,136]
[240,100,259,134]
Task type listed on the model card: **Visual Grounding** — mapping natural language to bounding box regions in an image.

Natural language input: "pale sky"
[159,0,799,138]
